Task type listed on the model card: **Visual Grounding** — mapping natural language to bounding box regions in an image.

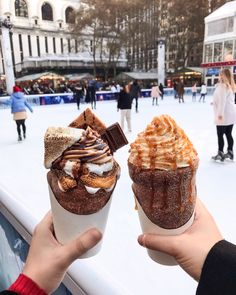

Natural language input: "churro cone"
[44,111,127,257]
[128,115,199,265]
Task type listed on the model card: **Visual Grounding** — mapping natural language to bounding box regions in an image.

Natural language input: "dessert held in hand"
[44,108,128,256]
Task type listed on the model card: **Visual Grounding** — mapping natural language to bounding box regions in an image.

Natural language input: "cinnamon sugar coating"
[128,159,199,229]
[48,171,116,214]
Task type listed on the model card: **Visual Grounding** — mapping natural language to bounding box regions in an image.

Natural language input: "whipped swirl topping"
[128,115,198,170]
[62,127,113,164]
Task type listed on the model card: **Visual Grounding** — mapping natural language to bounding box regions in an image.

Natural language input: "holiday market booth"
[202,1,236,86]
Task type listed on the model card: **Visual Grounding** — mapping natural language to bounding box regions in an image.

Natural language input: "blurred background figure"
[199,83,207,103]
[159,83,164,100]
[177,80,185,103]
[151,82,161,106]
[192,82,197,102]
[130,80,141,113]
[117,83,132,132]
[87,80,96,110]
[10,86,33,142]
[74,83,85,110]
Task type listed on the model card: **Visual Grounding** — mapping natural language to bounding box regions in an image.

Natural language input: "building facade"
[202,1,236,85]
[0,0,127,78]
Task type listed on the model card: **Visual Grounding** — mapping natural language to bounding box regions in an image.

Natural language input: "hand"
[137,198,223,281]
[23,212,102,294]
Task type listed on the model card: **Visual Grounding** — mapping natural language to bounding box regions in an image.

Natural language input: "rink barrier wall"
[0,87,215,109]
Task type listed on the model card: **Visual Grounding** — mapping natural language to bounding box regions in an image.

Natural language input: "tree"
[72,0,138,79]
[164,0,209,71]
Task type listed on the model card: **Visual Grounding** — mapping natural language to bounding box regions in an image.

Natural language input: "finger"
[33,211,55,241]
[37,211,53,229]
[138,233,181,257]
[62,228,102,265]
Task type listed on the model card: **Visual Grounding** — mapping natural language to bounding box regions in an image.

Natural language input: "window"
[0,40,4,73]
[60,38,64,53]
[18,34,23,61]
[75,39,78,53]
[45,37,48,53]
[213,42,223,62]
[224,40,233,61]
[53,37,56,53]
[28,35,32,56]
[204,44,213,63]
[208,17,234,36]
[68,39,71,53]
[37,36,41,56]
[42,2,53,21]
[15,0,28,18]
[65,7,75,24]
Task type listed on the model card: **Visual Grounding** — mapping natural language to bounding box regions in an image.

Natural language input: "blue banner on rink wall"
[0,93,76,109]
[0,87,216,109]
[0,212,71,295]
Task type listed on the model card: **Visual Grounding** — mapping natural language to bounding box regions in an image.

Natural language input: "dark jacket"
[86,85,96,102]
[117,90,132,109]
[74,86,84,99]
[130,82,141,99]
[197,240,236,295]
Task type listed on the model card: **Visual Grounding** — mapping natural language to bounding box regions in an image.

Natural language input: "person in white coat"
[151,82,161,106]
[212,68,236,161]
[199,83,207,102]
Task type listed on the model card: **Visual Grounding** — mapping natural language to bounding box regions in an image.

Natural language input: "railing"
[0,87,216,109]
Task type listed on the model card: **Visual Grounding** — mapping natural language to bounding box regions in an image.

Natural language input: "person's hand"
[137,198,223,281]
[23,212,102,294]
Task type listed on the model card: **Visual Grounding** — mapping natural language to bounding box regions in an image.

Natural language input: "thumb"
[62,228,102,266]
[138,234,180,257]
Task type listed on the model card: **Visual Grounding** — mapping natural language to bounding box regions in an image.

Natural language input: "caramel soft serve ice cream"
[128,114,199,229]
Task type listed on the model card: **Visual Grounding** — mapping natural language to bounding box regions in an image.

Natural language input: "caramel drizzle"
[130,115,198,170]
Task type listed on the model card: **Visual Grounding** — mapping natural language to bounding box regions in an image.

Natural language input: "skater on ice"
[211,69,236,162]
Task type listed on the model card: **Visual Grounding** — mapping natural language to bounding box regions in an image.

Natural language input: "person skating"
[10,86,33,142]
[199,83,207,102]
[151,82,161,106]
[130,80,141,113]
[117,83,132,132]
[211,69,236,162]
[74,83,85,110]
[192,82,197,102]
[159,83,164,100]
[176,80,185,103]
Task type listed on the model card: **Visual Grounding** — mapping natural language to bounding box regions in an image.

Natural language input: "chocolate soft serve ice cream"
[128,114,199,229]
[44,109,127,255]
[45,126,120,215]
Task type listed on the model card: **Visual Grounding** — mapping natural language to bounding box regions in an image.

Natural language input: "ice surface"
[1,94,236,294]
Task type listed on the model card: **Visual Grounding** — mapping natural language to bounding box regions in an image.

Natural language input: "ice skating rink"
[1,95,236,294]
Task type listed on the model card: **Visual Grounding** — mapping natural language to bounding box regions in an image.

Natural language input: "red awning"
[201,60,236,68]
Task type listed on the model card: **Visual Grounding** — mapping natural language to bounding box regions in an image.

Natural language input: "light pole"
[0,17,15,95]
[157,38,165,86]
